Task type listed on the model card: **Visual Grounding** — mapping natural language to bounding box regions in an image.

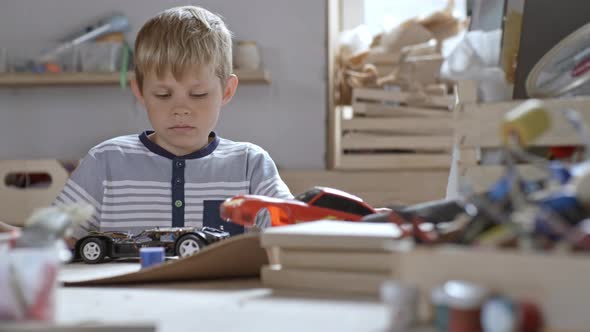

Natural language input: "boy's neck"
[140,131,219,159]
[148,133,212,153]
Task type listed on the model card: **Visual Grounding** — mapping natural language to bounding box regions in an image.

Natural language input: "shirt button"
[174,177,183,185]
[174,200,183,208]
[175,160,185,168]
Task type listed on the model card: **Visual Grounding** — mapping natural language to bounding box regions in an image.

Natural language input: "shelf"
[0,69,271,87]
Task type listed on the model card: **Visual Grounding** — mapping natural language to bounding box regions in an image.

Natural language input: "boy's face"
[132,64,238,156]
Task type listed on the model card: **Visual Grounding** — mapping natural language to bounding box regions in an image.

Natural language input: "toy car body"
[75,226,229,264]
[220,186,376,227]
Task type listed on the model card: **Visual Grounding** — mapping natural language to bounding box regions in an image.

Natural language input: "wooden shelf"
[0,69,271,87]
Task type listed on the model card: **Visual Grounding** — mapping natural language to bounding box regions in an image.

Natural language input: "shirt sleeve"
[53,151,105,239]
[247,146,293,200]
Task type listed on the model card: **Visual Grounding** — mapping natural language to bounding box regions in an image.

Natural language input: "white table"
[54,263,394,332]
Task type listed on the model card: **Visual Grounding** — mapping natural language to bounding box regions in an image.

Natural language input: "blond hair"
[134,6,232,91]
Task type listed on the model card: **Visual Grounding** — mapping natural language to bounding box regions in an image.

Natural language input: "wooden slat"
[398,55,444,85]
[455,80,478,104]
[456,97,590,148]
[353,88,454,109]
[353,102,452,118]
[234,69,272,84]
[0,69,271,87]
[339,153,451,170]
[0,72,128,86]
[342,134,452,150]
[458,148,479,166]
[326,0,340,170]
[342,117,452,134]
[332,105,343,168]
[424,84,448,96]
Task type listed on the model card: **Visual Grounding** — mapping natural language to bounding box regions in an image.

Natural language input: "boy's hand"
[65,237,77,250]
[0,220,77,251]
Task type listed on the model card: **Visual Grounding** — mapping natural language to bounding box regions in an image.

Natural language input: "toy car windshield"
[295,188,322,203]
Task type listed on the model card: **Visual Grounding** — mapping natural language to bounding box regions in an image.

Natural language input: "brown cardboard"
[63,233,268,286]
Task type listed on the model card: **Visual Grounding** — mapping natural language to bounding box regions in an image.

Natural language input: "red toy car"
[220,187,377,227]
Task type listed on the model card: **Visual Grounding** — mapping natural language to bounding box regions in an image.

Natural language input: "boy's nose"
[172,107,191,116]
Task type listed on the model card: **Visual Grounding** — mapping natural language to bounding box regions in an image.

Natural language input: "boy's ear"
[130,78,146,107]
[221,74,239,106]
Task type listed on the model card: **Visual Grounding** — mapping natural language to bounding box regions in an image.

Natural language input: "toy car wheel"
[175,234,205,258]
[79,238,106,264]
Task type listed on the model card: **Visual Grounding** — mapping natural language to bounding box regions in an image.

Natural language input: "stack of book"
[260,220,412,296]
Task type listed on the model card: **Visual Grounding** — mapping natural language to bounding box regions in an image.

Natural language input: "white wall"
[0,0,327,168]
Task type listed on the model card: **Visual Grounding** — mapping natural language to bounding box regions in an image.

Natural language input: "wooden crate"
[0,160,69,225]
[454,81,590,192]
[280,169,449,206]
[333,87,455,170]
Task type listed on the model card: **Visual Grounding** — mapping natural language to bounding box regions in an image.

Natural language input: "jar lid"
[439,280,490,310]
[526,22,590,98]
[481,297,517,332]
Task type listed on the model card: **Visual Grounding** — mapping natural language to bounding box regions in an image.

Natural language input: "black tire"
[79,237,107,264]
[175,234,206,258]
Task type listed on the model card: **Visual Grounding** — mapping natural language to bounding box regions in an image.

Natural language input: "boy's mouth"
[169,125,195,132]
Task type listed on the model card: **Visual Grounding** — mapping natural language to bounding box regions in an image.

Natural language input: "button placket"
[171,158,186,227]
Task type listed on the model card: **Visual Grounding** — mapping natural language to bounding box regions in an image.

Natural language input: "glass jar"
[235,41,261,70]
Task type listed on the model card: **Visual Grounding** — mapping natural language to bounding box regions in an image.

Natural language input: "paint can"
[432,280,490,332]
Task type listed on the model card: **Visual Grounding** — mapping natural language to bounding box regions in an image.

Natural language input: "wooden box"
[280,169,449,206]
[454,80,590,192]
[0,160,69,225]
[333,87,455,170]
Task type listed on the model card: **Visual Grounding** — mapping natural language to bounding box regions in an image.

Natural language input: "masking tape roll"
[501,99,551,146]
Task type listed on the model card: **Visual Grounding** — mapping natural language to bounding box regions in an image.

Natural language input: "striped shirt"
[54,131,293,239]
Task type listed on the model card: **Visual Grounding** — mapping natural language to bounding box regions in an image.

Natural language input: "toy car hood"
[223,195,308,207]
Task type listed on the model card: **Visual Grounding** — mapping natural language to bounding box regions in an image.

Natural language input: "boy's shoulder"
[216,137,268,156]
[87,134,146,157]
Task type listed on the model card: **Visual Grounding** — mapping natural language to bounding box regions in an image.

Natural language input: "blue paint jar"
[140,247,165,268]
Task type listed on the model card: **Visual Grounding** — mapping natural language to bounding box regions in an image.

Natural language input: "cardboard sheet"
[62,233,268,286]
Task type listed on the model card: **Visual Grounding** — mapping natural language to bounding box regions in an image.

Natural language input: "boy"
[51,5,292,243]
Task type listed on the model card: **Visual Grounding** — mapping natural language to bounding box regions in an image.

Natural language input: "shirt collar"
[139,131,220,160]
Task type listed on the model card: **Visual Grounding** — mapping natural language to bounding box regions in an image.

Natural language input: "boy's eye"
[154,93,171,99]
[190,93,208,98]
